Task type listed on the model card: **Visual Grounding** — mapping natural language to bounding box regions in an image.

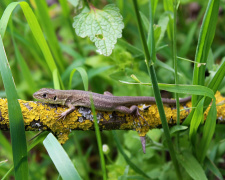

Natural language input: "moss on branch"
[1,92,225,143]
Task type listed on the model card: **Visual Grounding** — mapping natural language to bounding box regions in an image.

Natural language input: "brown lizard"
[33,88,191,120]
[33,88,191,153]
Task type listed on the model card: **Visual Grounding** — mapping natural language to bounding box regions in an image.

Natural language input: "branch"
[0,92,225,143]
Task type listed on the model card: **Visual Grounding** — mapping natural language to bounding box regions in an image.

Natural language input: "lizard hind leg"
[114,105,148,126]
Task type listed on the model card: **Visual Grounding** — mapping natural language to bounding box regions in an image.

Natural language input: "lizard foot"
[140,136,146,154]
[131,106,149,126]
[115,105,149,126]
[55,106,76,121]
[55,111,68,121]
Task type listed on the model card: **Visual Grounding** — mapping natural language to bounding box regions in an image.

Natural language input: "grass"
[0,0,225,179]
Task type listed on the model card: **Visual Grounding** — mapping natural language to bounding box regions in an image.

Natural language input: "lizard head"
[33,88,66,105]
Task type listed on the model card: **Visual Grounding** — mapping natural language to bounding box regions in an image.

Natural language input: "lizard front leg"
[57,104,76,120]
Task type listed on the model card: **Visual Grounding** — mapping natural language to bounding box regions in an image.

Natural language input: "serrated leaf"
[73,4,124,56]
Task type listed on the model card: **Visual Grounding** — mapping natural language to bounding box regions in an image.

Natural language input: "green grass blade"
[0,2,18,37]
[69,67,89,91]
[34,0,65,72]
[58,0,84,56]
[10,21,37,93]
[2,132,49,179]
[197,102,217,163]
[28,131,49,151]
[158,84,215,100]
[112,131,150,178]
[90,95,107,180]
[1,166,14,180]
[205,157,223,180]
[117,39,143,57]
[205,58,225,106]
[0,35,28,179]
[148,1,156,64]
[189,98,204,145]
[163,0,173,40]
[43,133,82,180]
[179,8,204,57]
[121,80,215,101]
[0,132,12,160]
[52,69,61,90]
[192,0,219,104]
[18,2,57,72]
[171,0,180,127]
[177,151,207,180]
[0,2,62,88]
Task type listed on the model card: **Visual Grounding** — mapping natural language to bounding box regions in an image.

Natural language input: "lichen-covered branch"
[1,92,225,143]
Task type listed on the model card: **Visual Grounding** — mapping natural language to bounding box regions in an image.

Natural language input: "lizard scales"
[33,88,191,112]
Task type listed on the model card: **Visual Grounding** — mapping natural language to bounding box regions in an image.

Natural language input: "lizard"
[33,88,191,121]
[33,88,191,153]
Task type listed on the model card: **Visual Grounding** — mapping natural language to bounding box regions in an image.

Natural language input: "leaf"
[189,98,204,144]
[205,58,225,106]
[73,4,124,56]
[205,157,223,180]
[192,0,219,104]
[177,151,207,180]
[0,1,62,89]
[90,95,107,180]
[69,67,89,91]
[0,35,28,179]
[112,131,150,178]
[170,125,188,135]
[197,102,217,163]
[43,133,82,180]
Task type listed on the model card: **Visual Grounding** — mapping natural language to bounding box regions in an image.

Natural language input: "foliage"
[0,0,225,179]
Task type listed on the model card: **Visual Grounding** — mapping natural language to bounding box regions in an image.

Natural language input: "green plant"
[0,0,225,179]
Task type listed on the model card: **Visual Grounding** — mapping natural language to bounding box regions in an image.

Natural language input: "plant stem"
[172,0,181,151]
[90,95,107,180]
[173,0,180,125]
[132,0,182,179]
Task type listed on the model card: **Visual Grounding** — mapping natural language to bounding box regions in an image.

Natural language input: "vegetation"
[0,0,225,179]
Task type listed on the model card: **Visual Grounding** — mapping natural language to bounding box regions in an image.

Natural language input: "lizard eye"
[43,93,47,98]
[54,96,57,101]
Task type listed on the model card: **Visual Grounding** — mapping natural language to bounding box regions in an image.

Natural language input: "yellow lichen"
[2,92,225,144]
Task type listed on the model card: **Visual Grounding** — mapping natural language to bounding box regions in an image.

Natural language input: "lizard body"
[33,88,191,120]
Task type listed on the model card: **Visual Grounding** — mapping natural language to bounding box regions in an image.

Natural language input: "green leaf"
[10,21,37,93]
[43,133,82,180]
[90,95,107,180]
[0,35,28,179]
[177,151,207,180]
[0,2,18,37]
[205,157,223,180]
[34,0,65,72]
[170,125,188,135]
[112,131,150,178]
[197,102,217,163]
[192,0,219,104]
[69,67,89,91]
[73,4,124,56]
[67,0,80,7]
[0,132,12,160]
[0,1,62,89]
[189,98,204,145]
[205,58,225,106]
[156,14,169,47]
[163,0,174,40]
